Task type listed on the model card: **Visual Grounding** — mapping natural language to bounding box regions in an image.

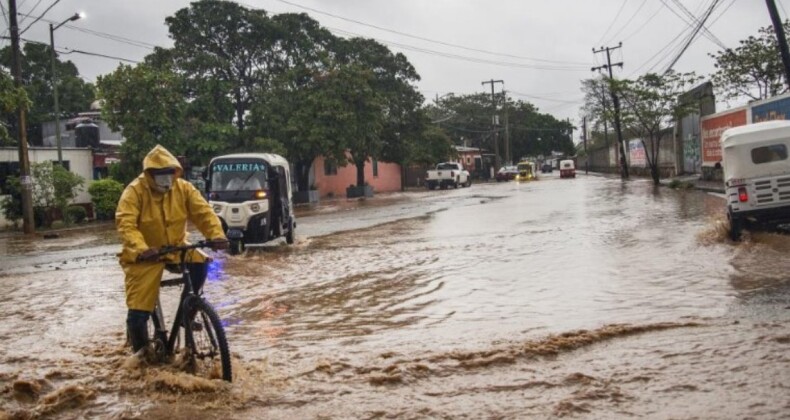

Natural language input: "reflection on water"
[1,175,789,418]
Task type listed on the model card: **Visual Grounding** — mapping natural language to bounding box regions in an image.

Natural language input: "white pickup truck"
[425,162,471,189]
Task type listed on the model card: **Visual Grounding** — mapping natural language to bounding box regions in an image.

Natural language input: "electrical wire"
[19,0,60,35]
[261,0,591,66]
[16,12,158,50]
[328,27,590,72]
[596,0,629,47]
[603,0,650,45]
[18,0,44,25]
[662,0,721,74]
[667,0,727,49]
[7,36,140,63]
[508,90,582,104]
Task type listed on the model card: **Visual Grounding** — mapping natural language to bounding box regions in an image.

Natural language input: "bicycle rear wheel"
[183,297,232,382]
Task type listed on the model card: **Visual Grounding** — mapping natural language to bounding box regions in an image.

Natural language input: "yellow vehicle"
[514,161,537,182]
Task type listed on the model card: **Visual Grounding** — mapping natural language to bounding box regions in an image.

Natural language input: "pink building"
[312,156,401,198]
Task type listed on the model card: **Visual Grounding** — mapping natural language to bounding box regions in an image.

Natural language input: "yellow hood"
[142,144,183,178]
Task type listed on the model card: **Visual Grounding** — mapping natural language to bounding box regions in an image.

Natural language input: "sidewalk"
[658,174,724,194]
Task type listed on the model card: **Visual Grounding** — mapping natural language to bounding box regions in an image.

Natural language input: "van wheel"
[229,240,244,255]
[285,219,295,244]
[729,214,742,242]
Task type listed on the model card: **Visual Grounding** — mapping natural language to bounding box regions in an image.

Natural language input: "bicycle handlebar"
[139,240,229,261]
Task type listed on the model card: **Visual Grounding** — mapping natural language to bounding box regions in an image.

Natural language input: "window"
[324,159,337,176]
[751,144,788,164]
[466,157,471,165]
[372,159,379,177]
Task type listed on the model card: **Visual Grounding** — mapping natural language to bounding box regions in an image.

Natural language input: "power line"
[328,27,589,72]
[18,0,44,25]
[619,3,663,43]
[263,0,591,66]
[508,90,582,104]
[16,12,158,49]
[666,0,727,49]
[604,0,650,45]
[19,0,60,34]
[662,0,721,74]
[5,36,140,63]
[596,0,629,46]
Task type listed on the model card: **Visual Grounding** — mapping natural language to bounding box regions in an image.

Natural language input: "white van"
[722,121,790,240]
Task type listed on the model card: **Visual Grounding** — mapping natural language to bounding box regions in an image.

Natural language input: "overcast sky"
[0,0,783,142]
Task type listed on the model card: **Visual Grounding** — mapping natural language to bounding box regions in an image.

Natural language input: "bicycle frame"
[149,247,201,358]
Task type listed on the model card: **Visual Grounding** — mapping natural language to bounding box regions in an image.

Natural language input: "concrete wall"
[312,156,401,198]
[0,147,94,204]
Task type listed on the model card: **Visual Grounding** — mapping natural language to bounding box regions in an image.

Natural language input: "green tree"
[0,43,94,145]
[710,22,789,102]
[88,178,124,220]
[335,37,422,187]
[165,0,276,134]
[97,63,187,181]
[0,68,32,145]
[614,71,702,185]
[28,161,84,227]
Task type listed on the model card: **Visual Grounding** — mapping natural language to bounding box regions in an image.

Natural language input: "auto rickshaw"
[205,153,296,254]
[514,161,537,182]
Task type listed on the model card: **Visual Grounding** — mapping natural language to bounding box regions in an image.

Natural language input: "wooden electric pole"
[482,79,504,172]
[9,0,36,234]
[766,0,790,91]
[593,43,629,179]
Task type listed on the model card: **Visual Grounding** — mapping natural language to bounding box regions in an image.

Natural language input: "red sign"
[701,109,747,165]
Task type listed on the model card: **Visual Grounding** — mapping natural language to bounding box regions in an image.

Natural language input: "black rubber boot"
[126,310,150,352]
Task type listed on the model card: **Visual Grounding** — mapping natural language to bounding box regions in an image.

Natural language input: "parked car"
[206,153,296,254]
[425,162,471,189]
[496,165,518,182]
[559,159,576,178]
[541,163,553,173]
[722,121,790,241]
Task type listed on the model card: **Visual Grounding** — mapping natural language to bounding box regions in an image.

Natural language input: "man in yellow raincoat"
[116,145,227,353]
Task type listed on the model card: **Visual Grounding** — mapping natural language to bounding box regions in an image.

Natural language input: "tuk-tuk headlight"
[250,203,260,212]
[255,190,267,199]
[213,204,222,214]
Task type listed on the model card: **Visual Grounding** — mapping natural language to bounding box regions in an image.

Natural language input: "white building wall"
[0,147,94,204]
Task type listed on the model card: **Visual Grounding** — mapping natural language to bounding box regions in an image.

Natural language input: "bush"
[88,179,125,220]
[66,206,87,224]
[1,176,23,223]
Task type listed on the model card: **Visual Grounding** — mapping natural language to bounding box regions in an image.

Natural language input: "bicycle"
[144,241,232,382]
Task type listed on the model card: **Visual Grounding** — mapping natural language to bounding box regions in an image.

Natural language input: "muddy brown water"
[1,174,789,418]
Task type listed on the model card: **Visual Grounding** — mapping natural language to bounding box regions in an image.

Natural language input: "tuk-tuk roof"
[721,121,790,150]
[209,153,290,169]
[722,121,790,180]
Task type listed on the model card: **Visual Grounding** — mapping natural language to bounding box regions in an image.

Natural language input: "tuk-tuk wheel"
[729,213,742,242]
[229,240,244,255]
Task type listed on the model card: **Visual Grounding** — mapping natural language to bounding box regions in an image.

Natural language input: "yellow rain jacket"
[116,145,226,311]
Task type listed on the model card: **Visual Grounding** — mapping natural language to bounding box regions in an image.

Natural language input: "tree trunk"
[356,160,366,187]
[295,159,313,192]
[234,88,245,133]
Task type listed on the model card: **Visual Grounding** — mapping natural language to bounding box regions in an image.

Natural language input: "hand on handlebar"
[208,239,229,251]
[137,248,160,262]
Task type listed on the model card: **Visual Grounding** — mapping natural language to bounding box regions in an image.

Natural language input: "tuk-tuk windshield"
[210,159,268,192]
[517,163,532,172]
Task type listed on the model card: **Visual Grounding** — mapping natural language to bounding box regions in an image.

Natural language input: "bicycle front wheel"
[183,297,232,382]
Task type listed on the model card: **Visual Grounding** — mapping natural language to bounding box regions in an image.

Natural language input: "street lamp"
[50,12,82,166]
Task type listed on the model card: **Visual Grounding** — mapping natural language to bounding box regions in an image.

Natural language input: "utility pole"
[482,79,504,172]
[766,0,790,91]
[592,43,629,179]
[9,0,35,234]
[583,117,588,174]
[503,91,510,165]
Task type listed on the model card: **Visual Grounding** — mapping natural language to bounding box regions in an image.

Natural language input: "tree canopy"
[710,22,790,102]
[0,43,94,146]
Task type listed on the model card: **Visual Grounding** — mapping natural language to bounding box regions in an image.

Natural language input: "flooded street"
[1,173,789,418]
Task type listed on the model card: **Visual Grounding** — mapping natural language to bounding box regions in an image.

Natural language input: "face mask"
[153,174,174,193]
